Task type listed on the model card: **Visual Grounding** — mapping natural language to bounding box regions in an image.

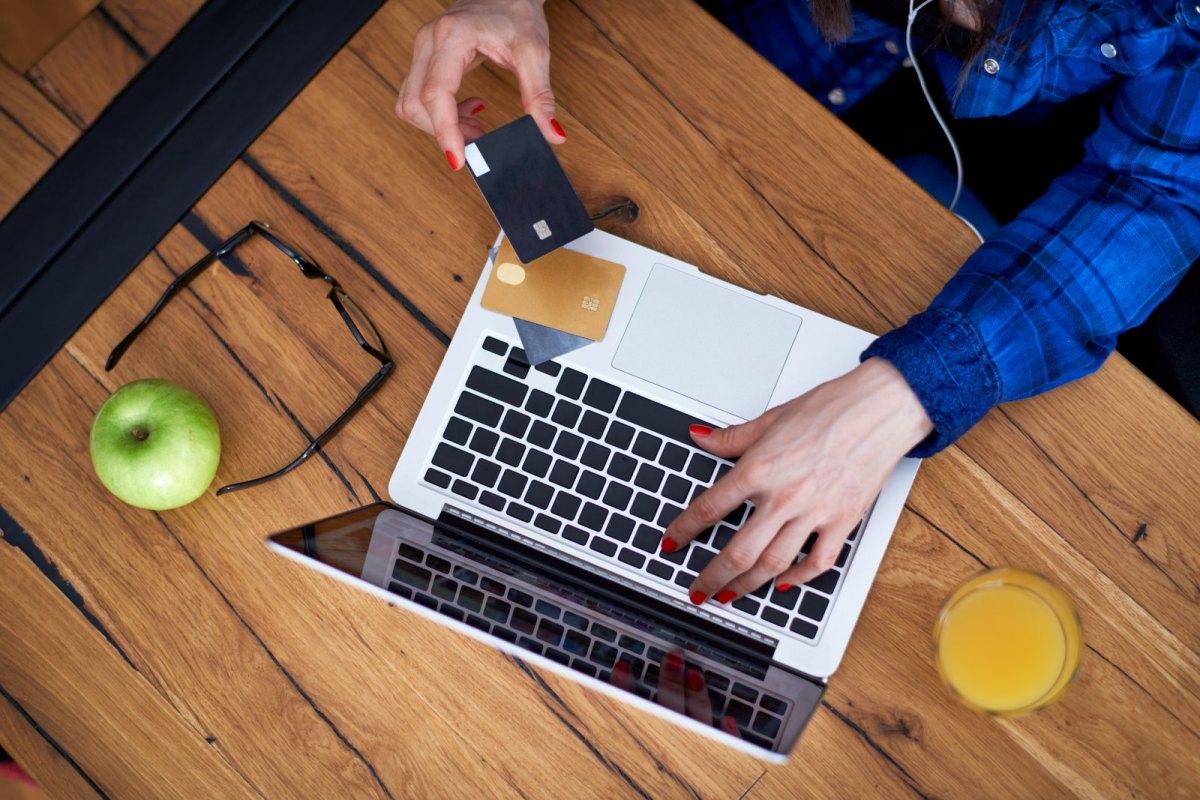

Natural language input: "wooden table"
[3,1,1199,797]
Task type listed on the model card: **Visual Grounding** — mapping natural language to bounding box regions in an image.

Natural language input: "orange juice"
[935,568,1082,715]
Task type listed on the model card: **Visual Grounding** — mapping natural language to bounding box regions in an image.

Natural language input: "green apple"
[90,378,221,510]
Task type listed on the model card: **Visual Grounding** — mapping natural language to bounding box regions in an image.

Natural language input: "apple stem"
[131,427,149,441]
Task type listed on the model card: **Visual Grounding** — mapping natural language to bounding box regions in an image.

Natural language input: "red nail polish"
[471,103,485,115]
[715,590,736,604]
[614,660,630,678]
[666,652,684,672]
[687,669,704,691]
[661,536,678,554]
[777,583,793,592]
[445,150,458,169]
[689,590,708,606]
[550,117,566,138]
[690,424,714,437]
[723,715,738,733]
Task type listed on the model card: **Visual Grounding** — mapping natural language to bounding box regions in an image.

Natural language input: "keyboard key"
[557,369,587,399]
[732,596,760,615]
[534,514,561,534]
[662,475,692,504]
[646,646,667,663]
[715,463,732,482]
[661,545,688,565]
[500,409,531,438]
[528,420,555,449]
[631,525,661,553]
[658,443,688,471]
[592,623,617,642]
[424,468,451,489]
[578,410,608,439]
[799,592,830,622]
[507,502,534,523]
[496,438,526,467]
[507,588,532,606]
[483,597,511,624]
[801,532,817,554]
[752,711,781,739]
[536,619,565,646]
[459,588,485,615]
[848,520,862,541]
[580,441,610,470]
[712,524,736,549]
[741,731,774,749]
[551,492,582,520]
[509,347,530,366]
[657,503,683,528]
[632,432,662,460]
[731,682,758,702]
[518,637,544,655]
[511,608,538,635]
[634,463,665,492]
[582,379,620,412]
[604,421,635,449]
[622,655,646,682]
[723,503,747,527]
[480,576,505,594]
[686,453,718,482]
[413,593,439,610]
[616,392,709,447]
[674,571,694,588]
[704,671,730,691]
[836,543,851,569]
[440,605,464,621]
[606,453,636,481]
[536,600,562,620]
[750,582,770,600]
[443,416,472,445]
[591,642,619,667]
[467,365,527,407]
[433,443,474,476]
[398,543,424,563]
[761,606,789,627]
[545,648,571,666]
[573,660,597,677]
[576,470,606,499]
[563,611,588,630]
[520,390,553,421]
[578,503,608,531]
[552,400,582,428]
[482,336,507,356]
[563,525,589,545]
[647,560,674,580]
[525,480,554,509]
[630,492,661,522]
[535,360,561,376]
[617,635,645,655]
[726,699,754,726]
[807,569,840,595]
[498,470,528,499]
[549,460,580,489]
[760,695,788,715]
[602,482,633,510]
[589,537,618,557]
[790,618,818,639]
[392,561,432,591]
[426,555,452,573]
[468,429,500,457]
[604,514,636,543]
[563,633,589,656]
[456,391,503,427]
[618,548,647,568]
[522,449,552,478]
[502,357,530,379]
[769,585,802,610]
[471,459,502,488]
[553,431,584,460]
[452,566,478,584]
[687,547,715,572]
[451,479,478,500]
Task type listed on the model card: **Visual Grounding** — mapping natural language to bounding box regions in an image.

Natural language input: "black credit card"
[463,115,594,264]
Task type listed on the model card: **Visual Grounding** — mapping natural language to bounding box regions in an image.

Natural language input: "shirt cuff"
[860,309,1001,457]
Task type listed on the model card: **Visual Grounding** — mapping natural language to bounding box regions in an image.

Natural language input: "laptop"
[268,229,919,761]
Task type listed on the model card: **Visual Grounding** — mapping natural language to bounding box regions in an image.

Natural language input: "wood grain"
[1,0,1198,797]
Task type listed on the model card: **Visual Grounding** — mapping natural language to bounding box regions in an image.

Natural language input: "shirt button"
[827,87,847,105]
[884,39,900,54]
[1100,42,1118,58]
[983,57,1000,75]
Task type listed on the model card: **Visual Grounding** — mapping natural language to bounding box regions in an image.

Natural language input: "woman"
[395,0,1199,605]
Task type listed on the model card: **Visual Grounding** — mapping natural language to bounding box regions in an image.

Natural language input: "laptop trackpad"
[613,264,802,420]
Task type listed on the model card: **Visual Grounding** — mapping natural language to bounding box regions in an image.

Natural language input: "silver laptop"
[269,229,919,762]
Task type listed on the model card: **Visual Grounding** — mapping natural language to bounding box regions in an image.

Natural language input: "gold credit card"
[481,237,625,342]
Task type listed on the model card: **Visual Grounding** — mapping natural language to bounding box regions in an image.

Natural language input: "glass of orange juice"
[934,568,1082,715]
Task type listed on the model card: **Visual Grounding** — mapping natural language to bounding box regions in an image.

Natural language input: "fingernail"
[550,117,566,138]
[715,590,736,604]
[687,669,704,691]
[689,424,713,437]
[689,590,708,606]
[722,715,738,733]
[777,583,793,592]
[471,103,485,115]
[614,660,630,679]
[445,150,458,169]
[666,651,684,672]
[661,536,678,554]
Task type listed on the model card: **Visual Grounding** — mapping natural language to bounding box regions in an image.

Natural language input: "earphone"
[905,0,986,243]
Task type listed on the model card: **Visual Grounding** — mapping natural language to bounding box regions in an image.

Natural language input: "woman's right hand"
[396,0,565,170]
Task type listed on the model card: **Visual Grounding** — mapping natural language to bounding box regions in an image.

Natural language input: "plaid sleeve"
[864,60,1200,456]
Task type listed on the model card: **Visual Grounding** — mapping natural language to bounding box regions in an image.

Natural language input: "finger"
[457,96,486,117]
[611,659,635,691]
[656,650,687,714]
[396,28,436,133]
[773,522,852,589]
[689,406,783,459]
[684,668,713,725]
[719,714,743,738]
[686,508,783,603]
[662,464,753,552]
[512,41,563,143]
[422,46,472,168]
[713,517,816,601]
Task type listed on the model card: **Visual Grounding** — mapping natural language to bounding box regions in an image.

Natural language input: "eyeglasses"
[106,221,393,495]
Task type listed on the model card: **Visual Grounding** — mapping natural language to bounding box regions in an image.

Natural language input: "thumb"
[690,409,780,459]
[513,45,565,143]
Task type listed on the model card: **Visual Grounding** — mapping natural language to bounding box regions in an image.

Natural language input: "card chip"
[581,296,600,312]
[533,220,552,240]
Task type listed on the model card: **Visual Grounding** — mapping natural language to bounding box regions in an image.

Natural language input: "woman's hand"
[396,0,564,170]
[663,358,933,604]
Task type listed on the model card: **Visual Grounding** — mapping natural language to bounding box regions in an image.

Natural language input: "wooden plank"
[0,62,77,156]
[0,684,103,800]
[0,108,54,217]
[0,0,99,72]
[102,0,203,57]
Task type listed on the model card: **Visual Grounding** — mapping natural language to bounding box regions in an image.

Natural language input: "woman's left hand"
[662,357,934,604]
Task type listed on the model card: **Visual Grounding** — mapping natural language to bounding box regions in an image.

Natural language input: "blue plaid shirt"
[720,1,1200,454]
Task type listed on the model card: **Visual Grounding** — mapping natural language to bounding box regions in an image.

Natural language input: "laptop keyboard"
[388,539,791,749]
[421,334,861,643]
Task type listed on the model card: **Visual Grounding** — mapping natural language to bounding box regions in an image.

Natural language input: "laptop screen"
[268,502,824,758]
